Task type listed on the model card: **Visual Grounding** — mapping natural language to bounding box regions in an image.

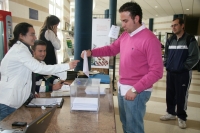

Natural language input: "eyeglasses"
[171,24,179,28]
[26,33,36,37]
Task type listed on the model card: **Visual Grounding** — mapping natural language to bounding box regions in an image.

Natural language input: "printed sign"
[91,19,110,68]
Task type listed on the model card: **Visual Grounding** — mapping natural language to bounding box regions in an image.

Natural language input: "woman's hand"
[69,60,80,69]
[51,25,58,36]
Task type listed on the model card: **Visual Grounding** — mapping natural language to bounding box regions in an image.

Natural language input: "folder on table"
[25,98,64,108]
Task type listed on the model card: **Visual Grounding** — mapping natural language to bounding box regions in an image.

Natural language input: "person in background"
[160,18,200,129]
[161,43,165,57]
[39,15,61,65]
[32,40,69,93]
[0,22,79,121]
[161,43,165,50]
[81,2,163,133]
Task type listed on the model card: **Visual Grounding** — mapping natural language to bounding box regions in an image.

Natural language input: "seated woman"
[0,22,79,121]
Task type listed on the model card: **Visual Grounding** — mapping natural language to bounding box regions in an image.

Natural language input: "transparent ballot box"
[70,78,100,112]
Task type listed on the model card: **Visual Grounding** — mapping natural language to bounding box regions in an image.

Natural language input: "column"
[105,9,109,18]
[109,0,117,25]
[149,18,154,31]
[74,0,93,71]
[109,0,117,91]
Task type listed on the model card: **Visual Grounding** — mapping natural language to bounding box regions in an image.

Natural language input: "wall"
[143,16,173,44]
[9,0,49,37]
[153,16,173,35]
[8,0,71,38]
[8,0,71,63]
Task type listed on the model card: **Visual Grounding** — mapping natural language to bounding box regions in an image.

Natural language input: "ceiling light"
[155,6,158,8]
[186,9,189,10]
[155,15,158,16]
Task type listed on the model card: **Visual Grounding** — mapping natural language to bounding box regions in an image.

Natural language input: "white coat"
[0,41,70,109]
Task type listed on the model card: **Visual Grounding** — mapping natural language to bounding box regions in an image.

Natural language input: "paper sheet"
[60,85,70,91]
[83,51,89,77]
[54,71,67,80]
[72,97,98,111]
[51,85,70,97]
[108,25,120,39]
[85,86,105,94]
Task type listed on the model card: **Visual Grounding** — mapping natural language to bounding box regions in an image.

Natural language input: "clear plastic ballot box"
[70,78,100,112]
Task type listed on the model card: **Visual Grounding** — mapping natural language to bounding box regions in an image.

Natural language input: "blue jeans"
[0,104,16,121]
[118,89,151,133]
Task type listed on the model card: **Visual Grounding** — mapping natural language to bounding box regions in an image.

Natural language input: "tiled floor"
[109,59,200,133]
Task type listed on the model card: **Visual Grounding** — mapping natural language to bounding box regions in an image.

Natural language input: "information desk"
[0,88,116,133]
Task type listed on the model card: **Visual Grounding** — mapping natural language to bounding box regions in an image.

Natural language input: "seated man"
[32,40,67,93]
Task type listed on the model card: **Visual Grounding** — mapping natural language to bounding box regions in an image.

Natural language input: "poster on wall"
[91,19,110,68]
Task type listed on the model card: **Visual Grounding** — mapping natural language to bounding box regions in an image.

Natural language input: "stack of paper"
[85,84,110,94]
[51,85,70,97]
[71,97,98,111]
[60,85,70,91]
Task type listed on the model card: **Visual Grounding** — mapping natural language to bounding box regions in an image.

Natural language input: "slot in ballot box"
[70,78,100,112]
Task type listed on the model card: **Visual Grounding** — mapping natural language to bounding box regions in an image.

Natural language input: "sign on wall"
[91,19,110,68]
[29,8,38,20]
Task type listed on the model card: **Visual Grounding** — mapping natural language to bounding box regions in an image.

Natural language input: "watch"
[131,88,138,94]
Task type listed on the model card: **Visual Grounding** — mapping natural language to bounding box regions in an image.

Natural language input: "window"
[49,0,64,63]
[0,1,2,10]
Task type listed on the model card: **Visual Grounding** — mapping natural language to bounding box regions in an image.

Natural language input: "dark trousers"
[166,71,192,121]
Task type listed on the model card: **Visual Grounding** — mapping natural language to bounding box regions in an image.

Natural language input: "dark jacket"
[39,29,57,65]
[164,32,200,73]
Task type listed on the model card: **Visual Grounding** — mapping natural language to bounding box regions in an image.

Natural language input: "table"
[0,88,116,133]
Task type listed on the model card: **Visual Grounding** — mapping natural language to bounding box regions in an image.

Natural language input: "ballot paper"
[83,51,89,77]
[71,97,98,111]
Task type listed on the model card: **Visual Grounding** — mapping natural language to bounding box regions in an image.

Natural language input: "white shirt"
[0,41,69,109]
[129,23,146,37]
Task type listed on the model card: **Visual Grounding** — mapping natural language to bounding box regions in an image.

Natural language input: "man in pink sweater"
[81,2,163,133]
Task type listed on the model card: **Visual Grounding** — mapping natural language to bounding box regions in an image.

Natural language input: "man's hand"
[81,50,92,59]
[34,93,40,98]
[52,81,63,91]
[69,60,80,69]
[125,89,137,101]
[60,80,70,85]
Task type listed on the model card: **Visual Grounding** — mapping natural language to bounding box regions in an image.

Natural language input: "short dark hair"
[31,40,47,51]
[9,22,33,47]
[173,18,184,25]
[119,2,143,24]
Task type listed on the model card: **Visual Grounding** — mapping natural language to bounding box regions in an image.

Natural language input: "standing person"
[32,40,69,93]
[81,2,163,133]
[39,15,61,65]
[160,18,200,129]
[0,22,79,121]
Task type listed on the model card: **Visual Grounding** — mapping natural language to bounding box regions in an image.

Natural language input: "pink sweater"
[92,28,163,93]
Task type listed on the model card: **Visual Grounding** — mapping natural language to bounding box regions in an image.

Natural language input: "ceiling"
[70,0,200,26]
